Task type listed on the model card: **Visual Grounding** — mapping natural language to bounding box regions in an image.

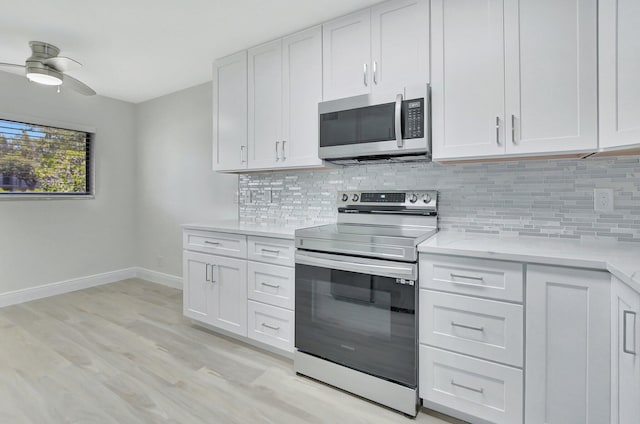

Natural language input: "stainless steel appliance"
[318,84,431,165]
[294,190,438,416]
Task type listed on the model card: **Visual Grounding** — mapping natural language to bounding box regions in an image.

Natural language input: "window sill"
[0,194,95,201]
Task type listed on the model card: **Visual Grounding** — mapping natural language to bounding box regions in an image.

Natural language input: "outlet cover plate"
[594,188,614,212]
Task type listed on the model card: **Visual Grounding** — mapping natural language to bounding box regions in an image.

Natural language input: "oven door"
[295,250,418,388]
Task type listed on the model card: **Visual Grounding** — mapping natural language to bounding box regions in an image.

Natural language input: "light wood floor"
[0,279,459,424]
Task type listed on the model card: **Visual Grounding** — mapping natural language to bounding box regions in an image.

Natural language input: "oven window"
[295,264,417,387]
[319,102,395,147]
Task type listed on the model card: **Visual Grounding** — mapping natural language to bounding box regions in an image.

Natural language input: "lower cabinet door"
[526,265,610,424]
[183,251,213,322]
[247,301,294,352]
[420,345,523,424]
[612,277,640,424]
[209,255,248,337]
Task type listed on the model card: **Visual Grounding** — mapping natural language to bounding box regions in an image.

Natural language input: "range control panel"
[338,190,437,209]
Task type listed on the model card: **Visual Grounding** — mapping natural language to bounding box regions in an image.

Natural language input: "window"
[0,118,93,197]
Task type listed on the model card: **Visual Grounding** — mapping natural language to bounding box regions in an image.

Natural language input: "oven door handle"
[295,251,416,280]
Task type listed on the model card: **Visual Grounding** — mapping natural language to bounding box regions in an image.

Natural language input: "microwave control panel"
[403,98,424,139]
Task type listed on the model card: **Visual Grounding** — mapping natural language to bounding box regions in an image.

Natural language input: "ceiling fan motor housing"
[25,41,63,85]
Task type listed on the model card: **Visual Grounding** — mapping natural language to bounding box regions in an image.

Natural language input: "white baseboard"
[134,267,183,290]
[0,268,137,309]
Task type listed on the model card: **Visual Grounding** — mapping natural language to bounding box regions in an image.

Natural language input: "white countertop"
[419,231,640,293]
[183,220,310,240]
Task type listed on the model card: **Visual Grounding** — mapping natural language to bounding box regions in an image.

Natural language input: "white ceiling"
[1,0,381,104]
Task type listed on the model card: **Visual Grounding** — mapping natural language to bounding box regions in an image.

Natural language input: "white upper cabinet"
[323,0,429,101]
[248,40,283,169]
[370,0,430,94]
[323,9,372,100]
[599,0,640,150]
[432,0,598,161]
[431,0,506,160]
[504,0,598,155]
[247,27,323,171]
[212,52,248,171]
[281,26,323,168]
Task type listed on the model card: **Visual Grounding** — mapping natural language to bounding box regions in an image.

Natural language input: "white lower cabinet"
[420,346,523,424]
[525,265,611,424]
[611,277,640,424]
[183,229,294,355]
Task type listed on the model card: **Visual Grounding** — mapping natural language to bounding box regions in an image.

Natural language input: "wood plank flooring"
[0,279,459,424]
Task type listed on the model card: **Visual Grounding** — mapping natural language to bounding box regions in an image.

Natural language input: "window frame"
[0,113,96,201]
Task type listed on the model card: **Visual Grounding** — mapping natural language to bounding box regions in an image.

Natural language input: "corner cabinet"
[183,228,295,355]
[212,52,248,172]
[322,0,429,101]
[598,0,640,151]
[432,0,597,161]
[611,277,640,424]
[525,265,611,424]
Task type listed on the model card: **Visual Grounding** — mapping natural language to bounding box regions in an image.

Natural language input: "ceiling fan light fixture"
[26,67,63,86]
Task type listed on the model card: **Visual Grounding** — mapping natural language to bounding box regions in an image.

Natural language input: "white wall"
[135,82,237,277]
[0,72,136,293]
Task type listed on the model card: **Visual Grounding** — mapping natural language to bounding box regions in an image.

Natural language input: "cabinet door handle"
[511,114,517,144]
[624,310,637,355]
[495,116,500,145]
[451,380,484,394]
[275,141,280,161]
[261,282,281,289]
[240,145,246,163]
[210,264,218,283]
[373,60,378,85]
[205,264,210,282]
[451,321,485,332]
[261,322,280,331]
[363,63,368,87]
[281,140,286,161]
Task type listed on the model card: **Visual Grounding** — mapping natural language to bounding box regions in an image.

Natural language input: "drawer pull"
[261,248,280,256]
[451,321,485,332]
[261,322,280,331]
[451,380,484,394]
[450,273,485,282]
[261,282,281,289]
[204,240,221,246]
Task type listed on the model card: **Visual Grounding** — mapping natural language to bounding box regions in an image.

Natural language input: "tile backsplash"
[239,155,640,242]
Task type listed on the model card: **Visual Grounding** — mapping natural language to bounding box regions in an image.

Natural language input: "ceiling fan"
[0,41,96,96]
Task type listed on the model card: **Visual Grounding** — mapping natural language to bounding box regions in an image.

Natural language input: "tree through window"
[0,119,93,196]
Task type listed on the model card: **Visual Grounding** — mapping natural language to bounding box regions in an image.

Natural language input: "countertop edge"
[182,223,296,240]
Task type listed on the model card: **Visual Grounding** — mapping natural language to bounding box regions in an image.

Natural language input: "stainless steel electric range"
[294,190,438,417]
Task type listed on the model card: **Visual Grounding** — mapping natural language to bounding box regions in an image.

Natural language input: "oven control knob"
[352,194,360,202]
[409,193,418,203]
[341,193,349,202]
[423,194,432,204]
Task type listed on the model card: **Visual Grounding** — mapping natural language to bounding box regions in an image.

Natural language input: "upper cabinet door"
[323,10,372,100]
[599,0,640,150]
[248,40,283,169]
[431,0,506,160]
[213,52,247,171]
[504,0,598,155]
[281,26,323,168]
[371,0,429,94]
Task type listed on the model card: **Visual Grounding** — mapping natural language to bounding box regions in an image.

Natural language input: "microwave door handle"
[395,93,403,148]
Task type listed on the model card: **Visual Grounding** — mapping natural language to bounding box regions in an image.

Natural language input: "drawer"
[247,301,294,352]
[248,261,295,310]
[420,346,523,424]
[183,230,247,258]
[420,254,524,302]
[247,236,295,267]
[420,290,523,367]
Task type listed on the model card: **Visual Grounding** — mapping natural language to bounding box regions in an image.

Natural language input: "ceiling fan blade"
[63,74,96,96]
[43,56,82,72]
[0,63,26,76]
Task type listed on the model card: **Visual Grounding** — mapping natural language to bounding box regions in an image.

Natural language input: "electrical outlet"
[594,188,614,212]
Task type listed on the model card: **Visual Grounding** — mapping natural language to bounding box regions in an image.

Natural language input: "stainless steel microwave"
[318,84,431,164]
